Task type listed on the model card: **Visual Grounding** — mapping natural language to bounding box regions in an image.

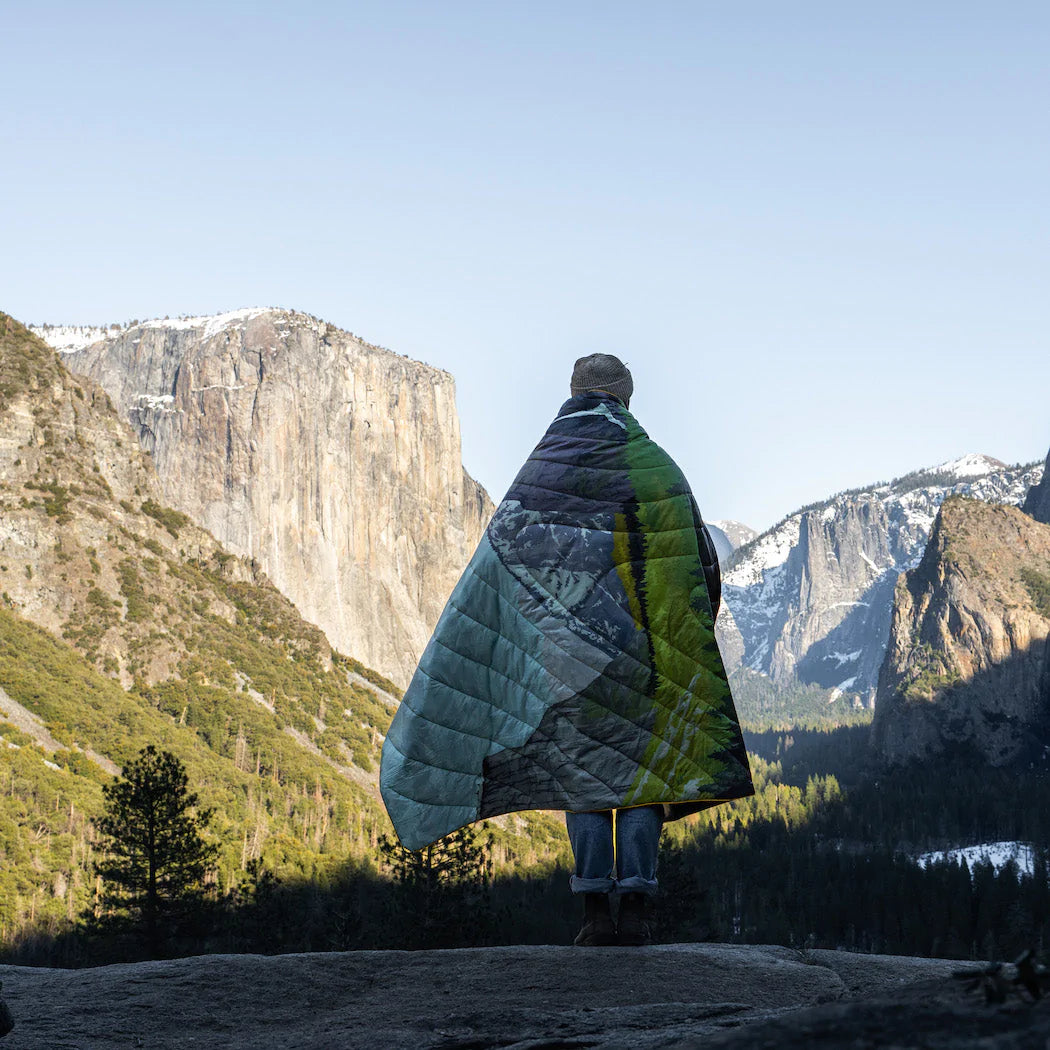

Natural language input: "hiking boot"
[573,892,617,946]
[617,892,653,946]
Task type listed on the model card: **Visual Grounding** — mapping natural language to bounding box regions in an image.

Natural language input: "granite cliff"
[720,455,1042,706]
[0,310,396,932]
[871,496,1050,766]
[37,309,493,687]
[1023,447,1050,525]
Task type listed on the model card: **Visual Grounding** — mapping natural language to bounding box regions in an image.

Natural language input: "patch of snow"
[711,520,758,548]
[724,517,800,585]
[915,841,1036,877]
[132,394,177,413]
[828,676,858,701]
[33,308,283,352]
[139,307,275,338]
[927,453,1006,480]
[829,650,862,666]
[30,324,114,353]
[860,551,881,574]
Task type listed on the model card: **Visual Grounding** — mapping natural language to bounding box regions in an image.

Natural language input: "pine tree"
[378,826,494,947]
[93,746,218,954]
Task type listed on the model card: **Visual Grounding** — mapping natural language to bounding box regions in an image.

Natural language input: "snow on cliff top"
[29,324,116,353]
[139,307,275,338]
[711,520,758,548]
[32,308,449,376]
[922,453,1009,479]
[722,454,1037,582]
[31,310,278,352]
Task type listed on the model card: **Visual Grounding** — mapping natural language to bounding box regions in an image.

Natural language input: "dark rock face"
[1023,448,1050,525]
[0,979,13,1038]
[696,974,1050,1050]
[872,498,1050,766]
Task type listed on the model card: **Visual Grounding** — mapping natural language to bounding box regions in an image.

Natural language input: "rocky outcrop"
[723,455,1043,705]
[872,497,1050,766]
[716,602,746,674]
[1023,447,1050,525]
[50,309,493,686]
[0,944,986,1050]
[709,522,755,673]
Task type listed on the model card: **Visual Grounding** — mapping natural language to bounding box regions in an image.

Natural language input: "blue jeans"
[565,806,663,897]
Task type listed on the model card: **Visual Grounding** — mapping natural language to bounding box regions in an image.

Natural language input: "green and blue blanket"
[381,391,753,850]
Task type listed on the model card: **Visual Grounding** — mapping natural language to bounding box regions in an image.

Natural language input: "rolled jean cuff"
[569,874,616,895]
[614,875,659,897]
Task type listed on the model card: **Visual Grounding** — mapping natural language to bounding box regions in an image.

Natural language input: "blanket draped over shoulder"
[381,391,754,850]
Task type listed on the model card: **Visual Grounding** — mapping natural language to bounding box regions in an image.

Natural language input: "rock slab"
[0,944,997,1050]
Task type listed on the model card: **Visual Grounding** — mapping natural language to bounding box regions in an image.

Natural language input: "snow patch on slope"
[928,453,1009,479]
[915,841,1036,877]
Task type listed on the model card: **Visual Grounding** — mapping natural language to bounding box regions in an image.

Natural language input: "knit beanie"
[570,354,633,407]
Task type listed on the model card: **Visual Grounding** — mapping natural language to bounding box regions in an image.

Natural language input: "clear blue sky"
[3,2,1048,530]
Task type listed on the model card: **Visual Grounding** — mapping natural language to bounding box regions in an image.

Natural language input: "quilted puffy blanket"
[381,390,753,850]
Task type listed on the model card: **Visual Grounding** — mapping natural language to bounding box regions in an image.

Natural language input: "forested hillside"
[0,314,562,951]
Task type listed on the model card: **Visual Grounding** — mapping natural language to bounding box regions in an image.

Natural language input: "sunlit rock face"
[53,309,493,686]
[872,497,1050,767]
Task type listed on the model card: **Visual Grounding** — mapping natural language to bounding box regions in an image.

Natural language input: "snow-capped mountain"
[708,519,758,568]
[706,519,757,569]
[720,455,1044,704]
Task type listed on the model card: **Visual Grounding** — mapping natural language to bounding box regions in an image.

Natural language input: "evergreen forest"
[4,710,1048,966]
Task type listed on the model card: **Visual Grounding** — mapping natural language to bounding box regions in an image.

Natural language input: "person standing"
[381,353,753,947]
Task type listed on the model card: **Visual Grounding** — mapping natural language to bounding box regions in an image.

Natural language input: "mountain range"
[9,301,1050,946]
[718,455,1043,709]
[23,311,1050,750]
